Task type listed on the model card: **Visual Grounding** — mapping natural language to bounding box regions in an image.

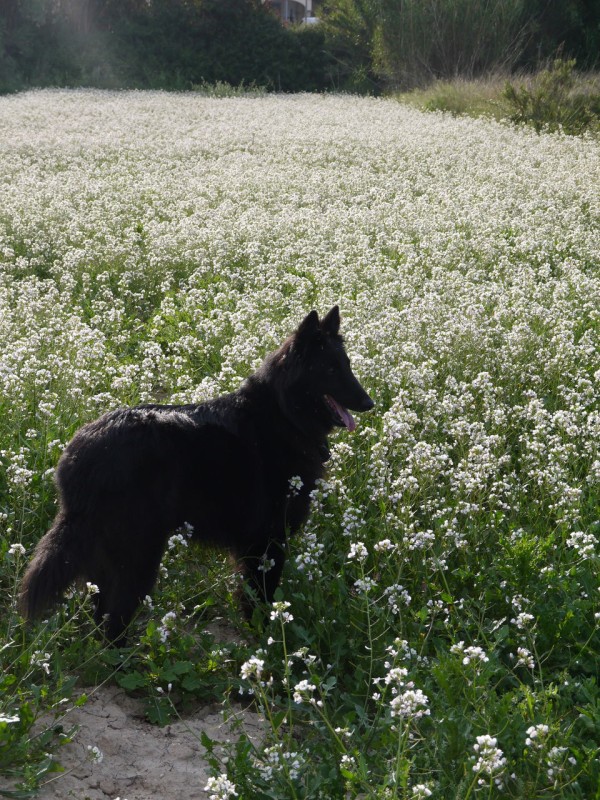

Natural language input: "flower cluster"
[450,641,490,666]
[157,610,177,643]
[1,89,599,797]
[270,601,294,624]
[204,775,238,800]
[240,655,265,683]
[347,541,368,562]
[566,530,597,559]
[472,734,507,785]
[254,744,304,782]
[293,679,321,707]
[374,658,430,723]
[525,724,549,749]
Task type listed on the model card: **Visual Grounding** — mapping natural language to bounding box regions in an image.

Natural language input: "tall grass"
[0,90,600,798]
[396,62,600,135]
[375,0,528,88]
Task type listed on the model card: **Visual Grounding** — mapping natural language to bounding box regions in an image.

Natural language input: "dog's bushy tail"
[18,515,82,620]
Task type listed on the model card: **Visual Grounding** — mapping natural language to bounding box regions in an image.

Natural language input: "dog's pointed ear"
[321,305,340,335]
[296,309,320,340]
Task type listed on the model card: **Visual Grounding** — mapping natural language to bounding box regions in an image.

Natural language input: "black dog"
[18,306,373,643]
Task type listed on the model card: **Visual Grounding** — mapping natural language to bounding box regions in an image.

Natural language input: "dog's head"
[267,306,374,437]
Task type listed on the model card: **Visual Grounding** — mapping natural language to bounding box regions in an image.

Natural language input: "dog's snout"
[358,395,374,412]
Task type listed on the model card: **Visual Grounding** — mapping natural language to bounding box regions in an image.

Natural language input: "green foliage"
[322,0,600,93]
[374,0,529,89]
[192,80,268,98]
[518,0,600,71]
[3,1,600,95]
[109,535,240,726]
[322,0,533,91]
[504,59,600,135]
[398,76,511,120]
[319,0,380,93]
[0,0,333,94]
[1,89,600,795]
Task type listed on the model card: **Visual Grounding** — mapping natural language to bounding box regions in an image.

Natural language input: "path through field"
[35,686,262,800]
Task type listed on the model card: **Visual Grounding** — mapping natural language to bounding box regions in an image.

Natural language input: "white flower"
[293,679,318,705]
[340,754,356,770]
[411,785,433,799]
[31,651,51,675]
[390,688,430,720]
[354,576,377,593]
[384,583,411,613]
[257,553,276,573]
[8,543,26,557]
[566,530,597,558]
[374,538,396,552]
[288,475,303,494]
[240,656,265,682]
[204,775,238,800]
[167,532,189,550]
[511,611,535,630]
[525,724,549,748]
[270,601,293,623]
[87,745,104,763]
[516,647,535,669]
[347,541,368,562]
[472,735,507,776]
[255,745,304,782]
[450,641,489,665]
[384,666,408,685]
[157,610,177,642]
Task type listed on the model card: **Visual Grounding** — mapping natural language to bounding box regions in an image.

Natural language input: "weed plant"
[398,61,600,136]
[503,59,600,135]
[0,91,599,798]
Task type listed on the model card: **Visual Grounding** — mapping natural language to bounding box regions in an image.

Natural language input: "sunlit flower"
[240,656,265,683]
[270,601,294,623]
[204,775,238,799]
[472,734,507,777]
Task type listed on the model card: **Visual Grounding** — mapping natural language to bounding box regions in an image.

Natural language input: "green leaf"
[116,671,147,691]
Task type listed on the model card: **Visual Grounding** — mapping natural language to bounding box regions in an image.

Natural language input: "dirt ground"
[34,684,263,800]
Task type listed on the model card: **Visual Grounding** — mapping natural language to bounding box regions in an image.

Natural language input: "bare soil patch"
[35,685,262,800]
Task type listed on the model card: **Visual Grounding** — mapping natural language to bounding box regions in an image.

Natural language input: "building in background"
[266,0,316,24]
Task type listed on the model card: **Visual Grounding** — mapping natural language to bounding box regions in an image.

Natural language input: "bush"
[0,0,332,94]
[503,59,600,135]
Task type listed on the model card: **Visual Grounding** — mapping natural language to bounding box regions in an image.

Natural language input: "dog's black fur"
[18,306,373,643]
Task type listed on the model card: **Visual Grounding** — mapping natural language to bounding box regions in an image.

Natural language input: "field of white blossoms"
[1,89,600,798]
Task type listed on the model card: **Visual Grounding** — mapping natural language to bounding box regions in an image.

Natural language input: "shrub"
[503,58,600,134]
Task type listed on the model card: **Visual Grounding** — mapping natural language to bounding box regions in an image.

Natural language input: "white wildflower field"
[1,89,600,798]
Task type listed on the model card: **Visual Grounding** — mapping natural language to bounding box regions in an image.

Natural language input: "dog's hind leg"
[94,564,161,645]
[90,530,166,645]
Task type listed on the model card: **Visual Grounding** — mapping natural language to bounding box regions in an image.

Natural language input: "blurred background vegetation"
[0,0,599,95]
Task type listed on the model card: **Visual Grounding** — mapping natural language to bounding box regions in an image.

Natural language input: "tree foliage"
[0,0,599,94]
[0,0,331,93]
[322,0,600,91]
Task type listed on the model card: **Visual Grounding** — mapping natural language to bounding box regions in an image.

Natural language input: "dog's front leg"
[237,530,287,621]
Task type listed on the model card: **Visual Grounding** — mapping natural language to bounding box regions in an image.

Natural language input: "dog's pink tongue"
[331,397,356,432]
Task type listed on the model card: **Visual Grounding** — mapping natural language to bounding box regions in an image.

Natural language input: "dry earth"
[33,685,263,800]
[3,622,264,800]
